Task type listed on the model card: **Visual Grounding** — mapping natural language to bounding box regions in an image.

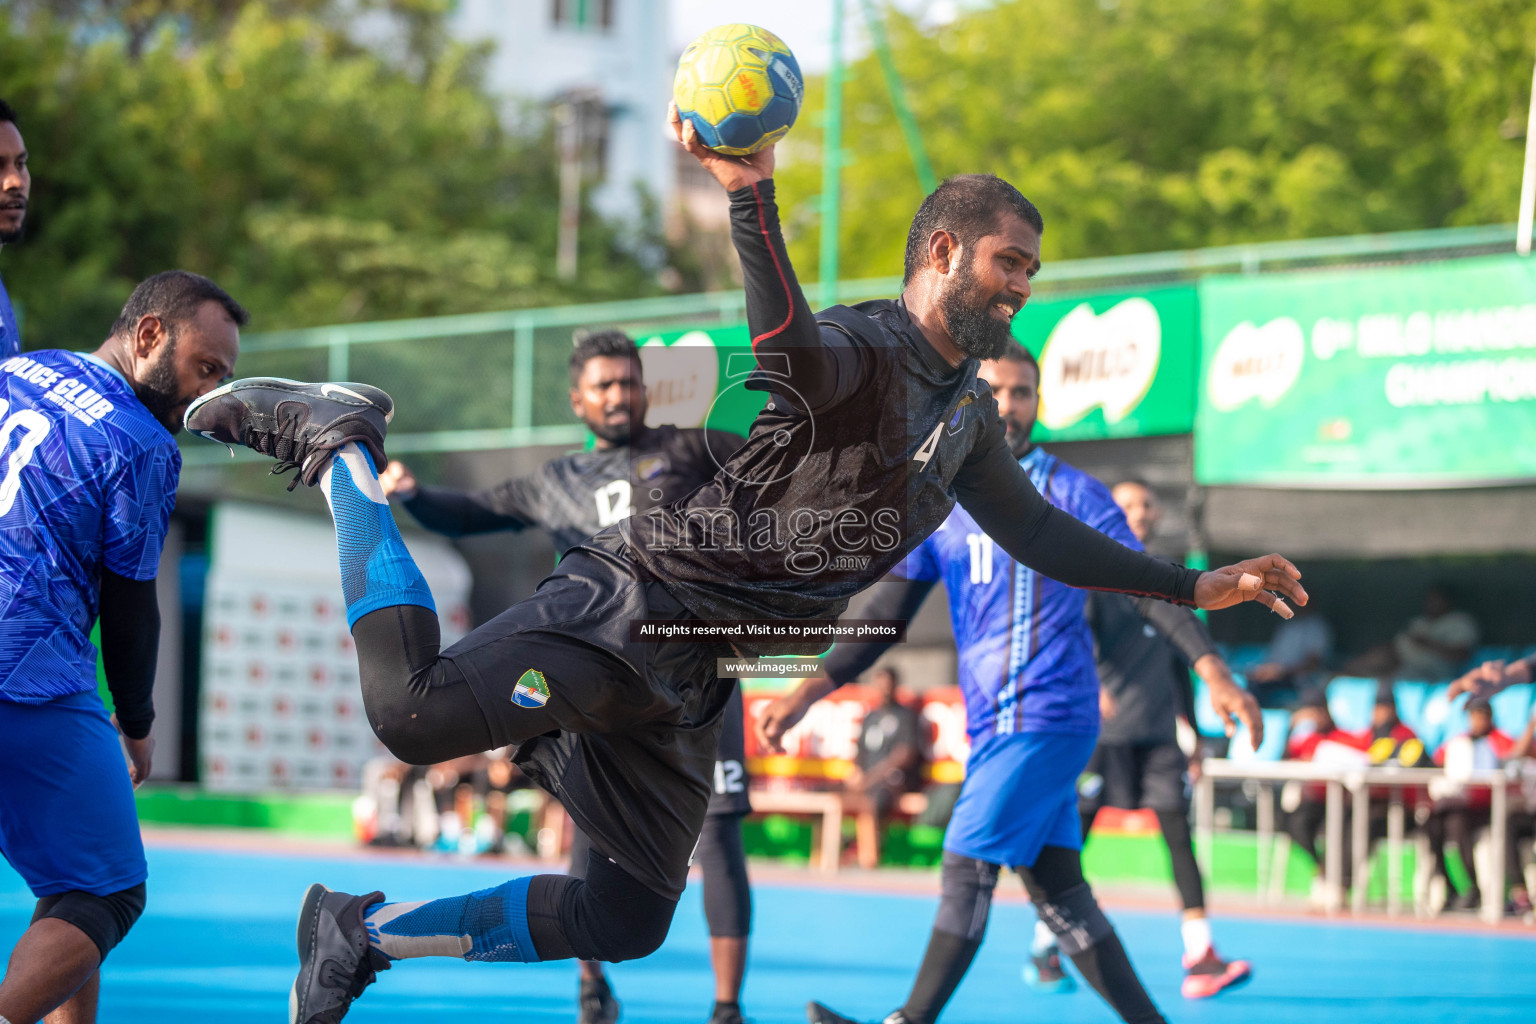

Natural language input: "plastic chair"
[1416,684,1467,756]
[1491,684,1535,736]
[1392,681,1432,740]
[1327,677,1378,733]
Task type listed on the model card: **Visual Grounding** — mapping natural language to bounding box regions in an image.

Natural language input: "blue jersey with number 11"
[900,447,1141,741]
[0,350,180,703]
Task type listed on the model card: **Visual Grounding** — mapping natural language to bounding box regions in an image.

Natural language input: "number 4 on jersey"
[912,422,943,470]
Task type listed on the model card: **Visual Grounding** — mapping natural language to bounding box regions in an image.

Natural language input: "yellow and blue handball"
[674,24,803,156]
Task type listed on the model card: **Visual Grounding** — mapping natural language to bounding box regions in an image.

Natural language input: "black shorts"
[440,538,733,900]
[1079,742,1188,814]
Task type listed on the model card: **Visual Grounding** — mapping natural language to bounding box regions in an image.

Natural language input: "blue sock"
[320,442,435,628]
[364,878,540,963]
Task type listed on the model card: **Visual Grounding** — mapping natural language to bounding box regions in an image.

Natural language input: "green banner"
[633,286,1200,442]
[1014,285,1199,442]
[1196,254,1536,487]
[633,323,767,437]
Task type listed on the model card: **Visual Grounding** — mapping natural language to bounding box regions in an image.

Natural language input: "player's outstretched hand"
[668,101,774,193]
[112,714,154,787]
[757,676,836,754]
[379,460,418,500]
[1194,555,1306,618]
[1448,658,1530,703]
[1196,655,1263,748]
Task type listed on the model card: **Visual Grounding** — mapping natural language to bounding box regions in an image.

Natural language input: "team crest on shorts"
[512,669,550,708]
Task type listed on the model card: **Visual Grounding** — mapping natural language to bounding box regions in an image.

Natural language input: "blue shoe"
[1023,946,1077,993]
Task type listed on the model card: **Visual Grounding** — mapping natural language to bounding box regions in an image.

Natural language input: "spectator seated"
[743,677,969,870]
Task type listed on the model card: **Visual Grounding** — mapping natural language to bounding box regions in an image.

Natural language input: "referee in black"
[380,330,754,1024]
[1067,479,1251,1000]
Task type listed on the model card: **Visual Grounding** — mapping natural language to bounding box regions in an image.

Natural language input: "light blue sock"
[364,878,540,963]
[320,442,435,627]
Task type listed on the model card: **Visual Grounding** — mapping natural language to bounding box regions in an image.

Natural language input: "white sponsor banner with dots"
[199,502,471,792]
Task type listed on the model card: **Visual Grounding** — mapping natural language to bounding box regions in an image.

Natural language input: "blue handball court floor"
[2,834,1533,1023]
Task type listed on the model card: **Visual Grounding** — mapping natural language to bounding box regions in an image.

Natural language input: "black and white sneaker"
[289,883,390,1024]
[806,1003,910,1024]
[184,378,394,489]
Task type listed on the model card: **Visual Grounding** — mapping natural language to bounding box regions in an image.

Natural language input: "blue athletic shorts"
[943,731,1098,869]
[0,690,148,896]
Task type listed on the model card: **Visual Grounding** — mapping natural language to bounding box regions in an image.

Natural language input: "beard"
[589,411,634,446]
[135,335,185,433]
[937,258,1019,361]
[1001,416,1035,457]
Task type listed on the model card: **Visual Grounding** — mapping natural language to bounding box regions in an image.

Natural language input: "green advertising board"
[1196,254,1536,487]
[633,286,1200,442]
[633,322,767,437]
[1014,285,1199,442]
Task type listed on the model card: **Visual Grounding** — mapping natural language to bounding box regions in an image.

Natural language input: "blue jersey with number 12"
[0,350,180,702]
[900,447,1141,741]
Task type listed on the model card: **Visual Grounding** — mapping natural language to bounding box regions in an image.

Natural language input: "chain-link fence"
[179,221,1517,471]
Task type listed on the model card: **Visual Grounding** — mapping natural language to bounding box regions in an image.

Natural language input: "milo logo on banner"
[1205,317,1305,412]
[634,324,764,437]
[641,331,719,428]
[1037,297,1162,430]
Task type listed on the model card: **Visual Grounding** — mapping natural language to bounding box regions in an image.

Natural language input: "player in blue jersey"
[0,98,30,359]
[761,344,1265,1024]
[0,271,245,1024]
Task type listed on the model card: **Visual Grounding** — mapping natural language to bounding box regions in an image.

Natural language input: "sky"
[669,0,985,74]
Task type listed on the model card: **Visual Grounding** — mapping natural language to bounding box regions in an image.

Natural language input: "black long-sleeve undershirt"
[822,577,937,686]
[401,484,534,538]
[1134,599,1217,668]
[729,181,869,414]
[953,431,1201,608]
[98,570,159,740]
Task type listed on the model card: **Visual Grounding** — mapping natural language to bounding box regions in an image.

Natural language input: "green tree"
[0,3,659,349]
[778,0,1536,281]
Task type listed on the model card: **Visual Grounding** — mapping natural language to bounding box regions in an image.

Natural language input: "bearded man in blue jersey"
[0,98,31,359]
[761,343,1265,1024]
[0,272,244,1024]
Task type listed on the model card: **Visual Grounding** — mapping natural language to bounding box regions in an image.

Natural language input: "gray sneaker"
[184,378,394,489]
[289,883,390,1024]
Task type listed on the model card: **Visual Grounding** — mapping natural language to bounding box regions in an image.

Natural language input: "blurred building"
[449,0,676,225]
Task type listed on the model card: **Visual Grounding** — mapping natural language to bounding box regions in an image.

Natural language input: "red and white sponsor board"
[741,683,970,790]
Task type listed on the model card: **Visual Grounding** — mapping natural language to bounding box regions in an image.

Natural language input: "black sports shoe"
[805,1003,911,1024]
[290,883,390,1024]
[578,973,621,1024]
[184,378,394,489]
[708,1000,748,1024]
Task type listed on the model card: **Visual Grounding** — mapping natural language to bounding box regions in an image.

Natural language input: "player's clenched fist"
[1195,554,1307,618]
[378,460,418,500]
